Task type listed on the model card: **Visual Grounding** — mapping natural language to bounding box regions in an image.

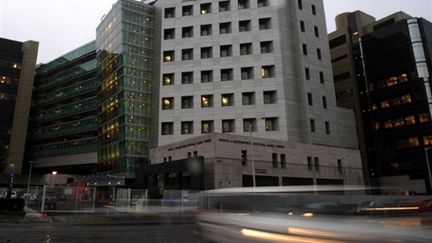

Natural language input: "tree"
[0,143,8,173]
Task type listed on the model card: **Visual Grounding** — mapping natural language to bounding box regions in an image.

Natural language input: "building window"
[314,157,319,170]
[261,65,275,78]
[202,120,214,134]
[307,92,313,105]
[238,0,249,9]
[310,119,315,132]
[182,5,193,16]
[337,159,343,174]
[181,96,193,109]
[161,122,173,135]
[241,67,254,80]
[260,41,273,53]
[311,4,316,15]
[298,0,303,9]
[201,70,213,83]
[322,96,327,109]
[194,151,198,157]
[182,48,193,60]
[182,72,193,84]
[201,24,212,36]
[300,21,305,32]
[163,51,174,62]
[181,121,193,134]
[272,153,278,168]
[241,150,247,165]
[243,118,257,132]
[281,154,286,168]
[221,68,233,81]
[239,20,251,32]
[162,73,174,86]
[221,93,234,106]
[325,121,330,134]
[200,3,211,15]
[257,0,269,7]
[319,71,324,84]
[307,156,312,170]
[242,92,255,105]
[201,95,213,107]
[188,152,192,158]
[259,18,271,30]
[164,28,175,40]
[219,1,230,12]
[220,45,232,57]
[419,113,430,123]
[314,26,319,37]
[164,7,175,18]
[240,43,253,55]
[162,97,174,110]
[302,43,308,55]
[264,91,277,104]
[201,47,213,59]
[182,26,193,38]
[265,117,278,131]
[317,48,322,60]
[305,67,310,80]
[220,22,232,34]
[222,119,235,133]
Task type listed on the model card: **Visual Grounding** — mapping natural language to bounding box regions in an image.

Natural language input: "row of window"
[298,0,317,16]
[375,113,429,130]
[163,41,273,62]
[162,65,274,86]
[300,20,320,37]
[164,0,270,19]
[161,117,279,135]
[310,119,331,135]
[307,156,343,174]
[307,93,327,109]
[303,43,323,60]
[163,18,271,40]
[371,94,412,111]
[161,90,276,109]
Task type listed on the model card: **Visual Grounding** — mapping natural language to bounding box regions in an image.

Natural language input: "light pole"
[423,147,432,194]
[249,122,256,187]
[25,161,34,206]
[51,171,58,190]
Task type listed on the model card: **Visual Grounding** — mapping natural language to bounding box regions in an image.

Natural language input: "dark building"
[31,41,98,174]
[329,12,432,193]
[0,37,38,174]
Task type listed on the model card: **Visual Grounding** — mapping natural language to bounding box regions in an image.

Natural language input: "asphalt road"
[0,220,206,243]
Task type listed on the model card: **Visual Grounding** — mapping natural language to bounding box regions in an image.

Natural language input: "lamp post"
[249,122,256,187]
[423,147,432,194]
[51,171,58,190]
[25,161,34,206]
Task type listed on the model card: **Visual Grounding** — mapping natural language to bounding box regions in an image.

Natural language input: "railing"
[33,118,97,140]
[33,137,97,157]
[35,98,98,122]
[36,79,98,106]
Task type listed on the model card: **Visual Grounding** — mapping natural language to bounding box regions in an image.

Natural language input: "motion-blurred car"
[356,200,385,215]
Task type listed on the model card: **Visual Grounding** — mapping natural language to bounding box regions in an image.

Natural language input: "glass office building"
[32,41,98,174]
[96,0,156,174]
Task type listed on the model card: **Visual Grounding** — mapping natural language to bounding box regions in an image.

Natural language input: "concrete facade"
[155,0,358,149]
[150,133,363,189]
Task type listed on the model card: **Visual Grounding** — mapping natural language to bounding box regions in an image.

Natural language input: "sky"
[0,0,431,63]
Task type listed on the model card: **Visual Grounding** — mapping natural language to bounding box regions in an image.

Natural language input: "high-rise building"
[155,0,357,149]
[32,41,98,174]
[0,37,38,175]
[329,11,432,193]
[96,0,156,175]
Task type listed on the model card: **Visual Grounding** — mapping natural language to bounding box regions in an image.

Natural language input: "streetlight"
[51,171,58,190]
[423,147,432,193]
[249,122,256,187]
[25,161,34,206]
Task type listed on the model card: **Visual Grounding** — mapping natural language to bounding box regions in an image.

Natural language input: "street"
[0,218,205,243]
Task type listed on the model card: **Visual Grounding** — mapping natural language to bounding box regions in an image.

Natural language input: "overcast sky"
[0,0,431,63]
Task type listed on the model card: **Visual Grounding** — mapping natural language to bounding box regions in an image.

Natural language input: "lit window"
[221,93,234,106]
[380,100,390,109]
[384,120,393,129]
[401,94,412,104]
[419,113,430,123]
[200,3,211,15]
[163,51,174,62]
[162,97,174,110]
[261,65,275,78]
[404,115,416,125]
[162,73,174,85]
[408,137,419,147]
[201,95,213,107]
[424,135,432,145]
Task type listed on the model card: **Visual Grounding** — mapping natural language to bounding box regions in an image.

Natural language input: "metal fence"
[38,185,96,213]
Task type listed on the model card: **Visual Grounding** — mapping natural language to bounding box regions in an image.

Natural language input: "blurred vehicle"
[356,200,385,215]
[302,201,346,215]
[419,199,432,212]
